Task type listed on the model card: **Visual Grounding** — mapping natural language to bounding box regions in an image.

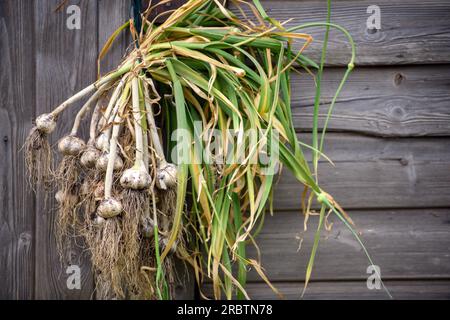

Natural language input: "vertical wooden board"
[98,0,130,76]
[0,0,36,300]
[34,0,97,299]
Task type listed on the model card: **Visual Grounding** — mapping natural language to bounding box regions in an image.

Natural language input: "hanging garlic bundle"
[24,0,389,300]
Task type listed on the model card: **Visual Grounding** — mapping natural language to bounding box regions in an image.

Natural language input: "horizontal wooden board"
[203,280,450,300]
[290,65,450,137]
[232,0,450,66]
[273,134,450,210]
[241,209,450,282]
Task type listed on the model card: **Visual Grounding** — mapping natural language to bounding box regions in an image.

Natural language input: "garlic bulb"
[120,167,152,190]
[94,182,105,200]
[156,163,178,190]
[58,135,85,156]
[141,217,155,238]
[97,198,122,218]
[93,215,106,226]
[95,153,123,172]
[95,133,109,152]
[80,145,101,168]
[36,113,56,134]
[55,190,78,206]
[160,237,177,255]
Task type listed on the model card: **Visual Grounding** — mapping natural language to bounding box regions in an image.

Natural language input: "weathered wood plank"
[203,280,450,300]
[34,0,97,299]
[0,0,36,300]
[98,0,130,78]
[232,0,450,66]
[290,65,450,137]
[274,134,450,210]
[241,209,450,282]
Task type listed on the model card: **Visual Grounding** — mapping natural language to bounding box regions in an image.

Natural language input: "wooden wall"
[0,0,449,300]
[0,0,192,300]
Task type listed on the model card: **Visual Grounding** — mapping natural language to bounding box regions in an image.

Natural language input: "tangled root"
[95,271,122,300]
[158,188,177,233]
[79,172,103,247]
[54,155,82,254]
[129,238,157,300]
[90,217,125,298]
[55,190,80,256]
[164,256,177,299]
[24,127,53,190]
[120,188,149,295]
[56,155,82,193]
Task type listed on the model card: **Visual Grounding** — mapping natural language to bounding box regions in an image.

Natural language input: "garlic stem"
[104,121,121,199]
[98,82,131,152]
[50,63,132,119]
[98,77,126,129]
[104,83,129,199]
[88,100,102,145]
[143,84,166,166]
[131,77,145,166]
[70,82,109,136]
[139,81,150,169]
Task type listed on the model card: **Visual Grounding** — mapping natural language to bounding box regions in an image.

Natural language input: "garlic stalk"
[95,81,128,153]
[50,63,132,120]
[119,77,151,190]
[58,83,110,157]
[97,83,130,219]
[143,84,177,190]
[95,83,130,172]
[80,100,102,168]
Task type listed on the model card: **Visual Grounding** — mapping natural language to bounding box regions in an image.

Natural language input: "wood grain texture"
[0,0,36,300]
[203,280,450,300]
[273,134,450,210]
[0,0,449,300]
[98,0,130,77]
[34,0,97,299]
[237,209,450,282]
[290,65,450,137]
[232,0,450,66]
